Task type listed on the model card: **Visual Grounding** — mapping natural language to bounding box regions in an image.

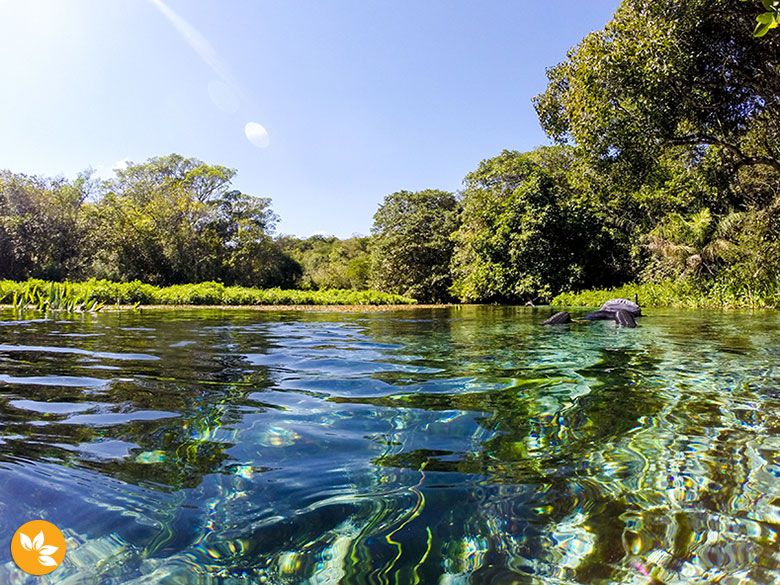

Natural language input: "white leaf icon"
[32,531,44,551]
[38,556,57,567]
[38,545,58,556]
[19,532,33,551]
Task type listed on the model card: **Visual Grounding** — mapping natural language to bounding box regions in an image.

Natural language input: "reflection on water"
[0,306,779,584]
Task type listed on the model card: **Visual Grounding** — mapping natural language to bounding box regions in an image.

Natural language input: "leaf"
[38,556,57,567]
[19,532,33,551]
[762,0,774,10]
[755,21,772,36]
[33,531,44,550]
[757,12,775,23]
[38,545,58,556]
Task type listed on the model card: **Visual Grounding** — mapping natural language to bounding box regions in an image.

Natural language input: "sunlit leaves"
[370,190,459,303]
[742,0,780,36]
[92,155,295,288]
[0,171,93,281]
[535,0,780,178]
[450,149,629,303]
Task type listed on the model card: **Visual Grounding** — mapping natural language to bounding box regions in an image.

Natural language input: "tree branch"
[665,134,780,174]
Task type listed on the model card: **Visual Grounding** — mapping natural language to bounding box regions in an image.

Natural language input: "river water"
[0,306,779,584]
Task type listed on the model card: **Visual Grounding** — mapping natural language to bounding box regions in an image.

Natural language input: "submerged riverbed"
[0,306,779,584]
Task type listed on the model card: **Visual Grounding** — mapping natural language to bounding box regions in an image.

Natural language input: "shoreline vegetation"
[0,304,447,312]
[1,278,778,313]
[0,279,416,310]
[554,280,780,310]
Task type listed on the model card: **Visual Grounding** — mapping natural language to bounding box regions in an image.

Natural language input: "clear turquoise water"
[1,306,779,584]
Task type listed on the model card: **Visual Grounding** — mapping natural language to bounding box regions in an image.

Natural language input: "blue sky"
[0,0,620,238]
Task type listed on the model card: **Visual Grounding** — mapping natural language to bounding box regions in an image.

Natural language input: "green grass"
[0,279,417,308]
[552,279,780,309]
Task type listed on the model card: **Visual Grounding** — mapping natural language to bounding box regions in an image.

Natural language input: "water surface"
[0,306,779,584]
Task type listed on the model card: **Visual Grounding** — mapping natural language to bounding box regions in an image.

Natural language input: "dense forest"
[2,0,779,306]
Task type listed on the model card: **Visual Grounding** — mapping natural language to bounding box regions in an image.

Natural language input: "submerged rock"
[542,311,573,325]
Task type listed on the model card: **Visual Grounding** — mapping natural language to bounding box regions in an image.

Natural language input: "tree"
[450,150,629,303]
[91,154,296,287]
[0,171,94,280]
[533,0,780,297]
[371,190,459,303]
[108,153,235,204]
[277,235,371,290]
[534,0,780,182]
[209,190,300,288]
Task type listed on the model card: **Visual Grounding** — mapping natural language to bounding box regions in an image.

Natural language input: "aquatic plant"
[0,279,417,308]
[2,281,103,313]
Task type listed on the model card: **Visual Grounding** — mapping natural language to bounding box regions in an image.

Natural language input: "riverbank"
[0,279,416,308]
[553,280,780,309]
[0,303,452,313]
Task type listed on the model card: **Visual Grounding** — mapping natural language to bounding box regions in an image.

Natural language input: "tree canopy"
[451,149,630,303]
[277,235,371,291]
[534,0,780,182]
[91,154,295,287]
[371,189,460,303]
[531,0,780,304]
[0,171,94,281]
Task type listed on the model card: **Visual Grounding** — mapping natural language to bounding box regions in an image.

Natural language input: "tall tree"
[451,149,629,303]
[371,189,459,303]
[532,0,780,296]
[92,155,224,284]
[92,154,295,287]
[534,0,780,183]
[0,171,93,280]
[211,190,300,288]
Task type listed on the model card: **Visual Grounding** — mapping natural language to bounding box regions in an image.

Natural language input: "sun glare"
[244,122,270,148]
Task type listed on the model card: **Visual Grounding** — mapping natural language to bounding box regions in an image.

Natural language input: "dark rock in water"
[585,310,616,321]
[600,298,641,316]
[615,309,637,328]
[585,308,638,327]
[542,311,572,325]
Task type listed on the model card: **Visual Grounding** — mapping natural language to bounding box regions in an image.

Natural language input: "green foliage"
[742,0,780,36]
[450,149,630,303]
[371,189,460,303]
[1,281,103,313]
[277,235,371,290]
[0,170,94,281]
[533,0,780,309]
[535,0,780,179]
[0,155,301,290]
[90,154,299,287]
[553,278,780,309]
[0,279,416,307]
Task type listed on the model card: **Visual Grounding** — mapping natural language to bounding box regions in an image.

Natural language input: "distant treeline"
[2,0,779,306]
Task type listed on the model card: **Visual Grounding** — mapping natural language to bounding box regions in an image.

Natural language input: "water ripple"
[0,307,779,584]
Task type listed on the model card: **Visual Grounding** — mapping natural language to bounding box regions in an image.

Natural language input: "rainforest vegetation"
[1,0,778,307]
